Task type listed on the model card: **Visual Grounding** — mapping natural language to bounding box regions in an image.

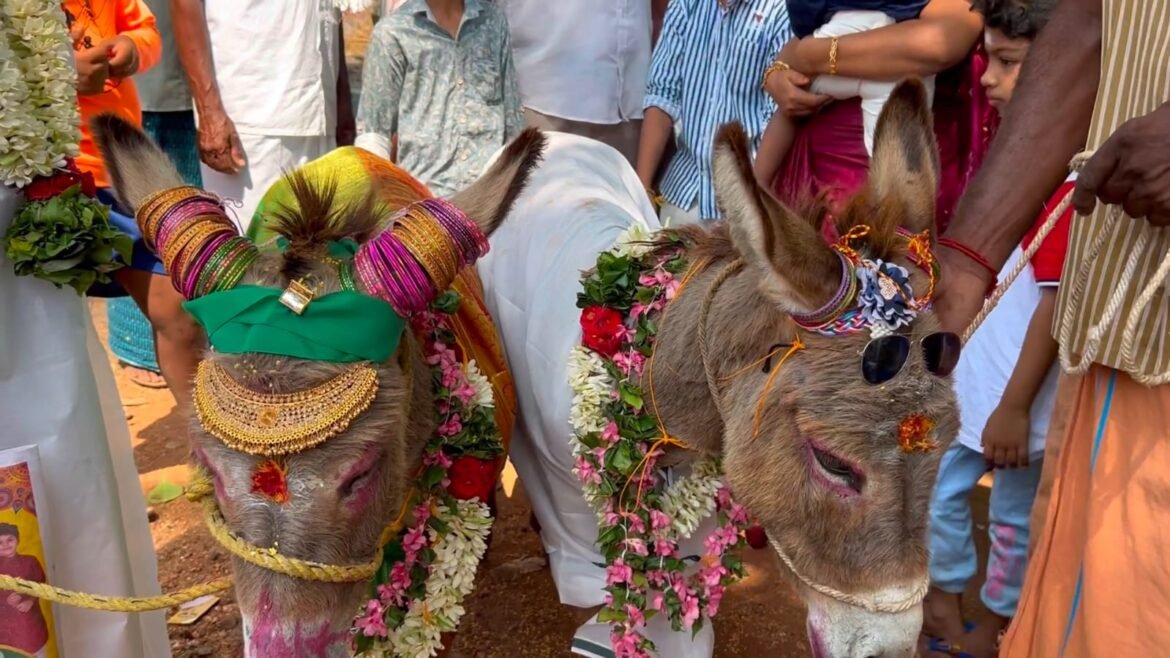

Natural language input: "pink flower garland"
[353,291,503,654]
[571,236,750,657]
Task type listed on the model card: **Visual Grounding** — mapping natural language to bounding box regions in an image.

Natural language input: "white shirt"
[952,246,1059,459]
[496,0,651,124]
[204,0,340,136]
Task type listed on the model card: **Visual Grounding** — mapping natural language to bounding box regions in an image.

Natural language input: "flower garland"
[354,290,503,658]
[568,226,750,657]
[0,0,81,188]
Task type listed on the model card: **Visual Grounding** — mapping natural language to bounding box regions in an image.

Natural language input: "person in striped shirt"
[635,0,792,225]
[936,0,1170,655]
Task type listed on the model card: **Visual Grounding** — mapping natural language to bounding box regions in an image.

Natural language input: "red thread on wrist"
[938,237,998,297]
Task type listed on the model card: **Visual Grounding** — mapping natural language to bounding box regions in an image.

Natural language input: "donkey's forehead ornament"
[790,226,938,338]
[193,360,379,456]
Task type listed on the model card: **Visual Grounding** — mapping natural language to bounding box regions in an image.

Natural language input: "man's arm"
[171,0,244,173]
[947,0,1101,265]
[636,0,688,190]
[936,0,1101,333]
[171,0,222,122]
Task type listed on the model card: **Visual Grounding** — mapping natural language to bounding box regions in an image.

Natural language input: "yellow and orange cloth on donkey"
[244,147,516,457]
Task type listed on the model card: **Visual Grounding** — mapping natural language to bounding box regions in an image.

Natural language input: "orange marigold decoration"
[898,414,937,454]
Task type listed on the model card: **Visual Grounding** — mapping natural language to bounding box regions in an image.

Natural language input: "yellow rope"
[191,472,384,584]
[0,574,231,613]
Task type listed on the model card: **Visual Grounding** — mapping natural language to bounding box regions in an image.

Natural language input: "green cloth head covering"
[183,285,405,363]
[184,220,406,363]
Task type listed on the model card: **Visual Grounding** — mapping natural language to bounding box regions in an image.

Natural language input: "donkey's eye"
[339,468,373,499]
[810,446,865,493]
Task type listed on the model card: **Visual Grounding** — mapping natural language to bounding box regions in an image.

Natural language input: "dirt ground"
[84,12,990,656]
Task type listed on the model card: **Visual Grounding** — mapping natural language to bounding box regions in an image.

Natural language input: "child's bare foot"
[919,586,968,656]
[922,586,966,640]
[959,615,1009,658]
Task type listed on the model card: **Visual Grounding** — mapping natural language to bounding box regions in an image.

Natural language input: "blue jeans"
[928,440,1042,617]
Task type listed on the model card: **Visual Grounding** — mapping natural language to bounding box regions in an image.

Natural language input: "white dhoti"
[199,132,335,231]
[477,132,715,657]
[0,187,170,657]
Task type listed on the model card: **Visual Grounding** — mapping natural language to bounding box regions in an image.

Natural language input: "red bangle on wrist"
[938,237,998,297]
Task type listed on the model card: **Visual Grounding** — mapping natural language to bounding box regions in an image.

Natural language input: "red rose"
[745,524,768,550]
[580,306,625,358]
[23,172,78,202]
[22,159,96,201]
[447,456,499,502]
[77,170,97,198]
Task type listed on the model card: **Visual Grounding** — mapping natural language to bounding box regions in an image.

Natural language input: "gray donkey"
[93,116,545,658]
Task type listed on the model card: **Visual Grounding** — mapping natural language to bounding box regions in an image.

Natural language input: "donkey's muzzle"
[804,585,922,658]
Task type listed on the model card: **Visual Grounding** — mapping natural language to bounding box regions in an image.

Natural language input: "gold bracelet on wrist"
[828,37,840,76]
[761,59,791,90]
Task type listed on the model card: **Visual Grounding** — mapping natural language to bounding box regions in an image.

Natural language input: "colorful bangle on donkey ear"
[353,198,487,315]
[136,186,258,299]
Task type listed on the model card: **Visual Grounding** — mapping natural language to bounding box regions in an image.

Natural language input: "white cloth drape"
[0,186,170,658]
[476,132,714,657]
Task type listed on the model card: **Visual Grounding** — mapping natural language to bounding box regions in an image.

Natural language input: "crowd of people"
[2,0,1167,656]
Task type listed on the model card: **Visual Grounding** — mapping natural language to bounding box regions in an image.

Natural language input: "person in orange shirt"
[65,0,203,408]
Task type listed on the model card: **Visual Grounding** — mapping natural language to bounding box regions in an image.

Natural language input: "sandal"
[926,621,975,658]
[121,363,168,389]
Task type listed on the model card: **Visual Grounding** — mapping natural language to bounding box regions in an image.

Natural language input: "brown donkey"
[646,79,958,656]
[93,117,545,657]
[480,78,959,657]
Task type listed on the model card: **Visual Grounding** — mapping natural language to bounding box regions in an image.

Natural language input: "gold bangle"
[828,37,839,76]
[761,59,791,90]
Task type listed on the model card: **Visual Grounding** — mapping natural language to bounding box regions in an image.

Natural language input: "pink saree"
[772,46,998,238]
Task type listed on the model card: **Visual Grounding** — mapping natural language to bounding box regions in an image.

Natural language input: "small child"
[754,1,930,185]
[922,1,1062,657]
[355,0,523,199]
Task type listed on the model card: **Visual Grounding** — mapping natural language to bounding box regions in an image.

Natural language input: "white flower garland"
[375,501,492,658]
[0,0,81,188]
[357,354,499,658]
[568,226,724,535]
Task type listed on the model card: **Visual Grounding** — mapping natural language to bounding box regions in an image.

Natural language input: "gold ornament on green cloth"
[193,360,380,456]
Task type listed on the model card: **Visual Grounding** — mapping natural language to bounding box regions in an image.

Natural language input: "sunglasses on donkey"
[788,226,962,384]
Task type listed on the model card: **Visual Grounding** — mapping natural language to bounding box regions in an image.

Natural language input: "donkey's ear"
[712,123,841,315]
[866,79,939,236]
[448,128,546,238]
[90,113,185,212]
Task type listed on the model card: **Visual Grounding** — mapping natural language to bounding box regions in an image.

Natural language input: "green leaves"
[3,186,131,294]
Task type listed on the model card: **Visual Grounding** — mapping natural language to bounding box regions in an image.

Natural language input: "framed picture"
[0,446,58,658]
